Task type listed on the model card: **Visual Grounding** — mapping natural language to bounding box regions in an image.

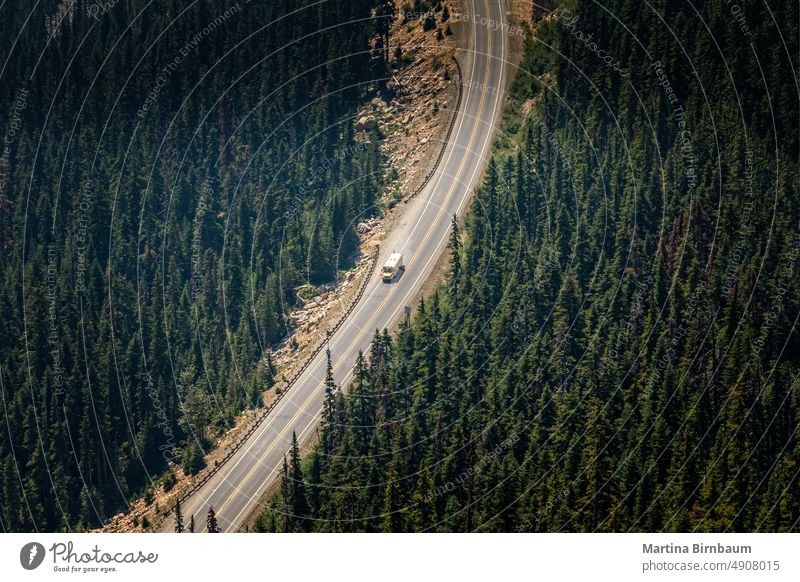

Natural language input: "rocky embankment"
[102,1,477,533]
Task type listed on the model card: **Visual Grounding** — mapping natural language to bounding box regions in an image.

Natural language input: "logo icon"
[20,542,46,570]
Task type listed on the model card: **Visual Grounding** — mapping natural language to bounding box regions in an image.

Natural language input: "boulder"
[355,115,377,131]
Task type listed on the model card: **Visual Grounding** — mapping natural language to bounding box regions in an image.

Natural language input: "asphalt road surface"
[166,0,508,532]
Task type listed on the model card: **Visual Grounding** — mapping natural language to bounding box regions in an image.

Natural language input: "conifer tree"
[448,214,462,290]
[321,349,338,456]
[0,0,386,531]
[174,499,184,533]
[289,432,310,528]
[280,455,291,532]
[206,506,220,533]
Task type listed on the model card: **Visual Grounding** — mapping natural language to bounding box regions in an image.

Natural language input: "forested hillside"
[0,0,386,531]
[256,0,800,532]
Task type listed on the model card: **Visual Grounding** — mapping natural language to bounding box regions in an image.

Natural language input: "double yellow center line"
[207,0,501,531]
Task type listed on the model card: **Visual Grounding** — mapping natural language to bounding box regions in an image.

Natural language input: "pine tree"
[280,454,291,532]
[289,432,309,528]
[206,506,220,533]
[376,1,397,64]
[382,461,405,532]
[174,499,184,533]
[350,351,373,454]
[264,350,277,390]
[0,0,387,532]
[215,1,800,536]
[448,214,462,291]
[321,349,338,456]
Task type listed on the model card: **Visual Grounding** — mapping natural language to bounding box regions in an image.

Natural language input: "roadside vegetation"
[255,0,800,532]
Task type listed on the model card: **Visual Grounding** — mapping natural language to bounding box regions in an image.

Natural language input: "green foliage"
[256,0,800,532]
[174,499,184,533]
[0,0,385,531]
[181,443,206,476]
[162,470,176,492]
[206,506,220,533]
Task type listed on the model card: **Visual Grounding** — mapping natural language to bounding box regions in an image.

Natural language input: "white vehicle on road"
[161,0,507,532]
[381,252,404,282]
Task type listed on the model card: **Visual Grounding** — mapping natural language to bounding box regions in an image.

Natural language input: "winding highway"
[165,0,508,532]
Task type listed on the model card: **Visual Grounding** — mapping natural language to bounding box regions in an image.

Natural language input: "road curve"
[166,0,508,532]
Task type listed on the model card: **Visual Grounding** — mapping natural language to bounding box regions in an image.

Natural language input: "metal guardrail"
[154,245,381,528]
[406,54,464,202]
[155,52,465,529]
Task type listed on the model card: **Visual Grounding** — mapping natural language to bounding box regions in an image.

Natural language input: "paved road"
[167,0,508,532]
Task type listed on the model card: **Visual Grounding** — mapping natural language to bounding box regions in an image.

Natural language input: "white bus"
[381,252,404,282]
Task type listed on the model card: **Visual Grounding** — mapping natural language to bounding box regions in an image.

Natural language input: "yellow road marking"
[208,0,499,529]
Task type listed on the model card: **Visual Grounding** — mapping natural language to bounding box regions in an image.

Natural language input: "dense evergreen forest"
[256,0,800,532]
[0,0,387,531]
